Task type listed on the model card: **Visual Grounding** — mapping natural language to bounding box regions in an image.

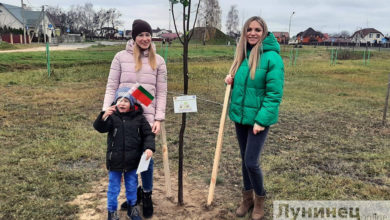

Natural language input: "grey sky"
[2,0,389,36]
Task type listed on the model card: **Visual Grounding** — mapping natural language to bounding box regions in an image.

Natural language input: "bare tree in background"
[47,4,122,38]
[340,30,350,38]
[198,0,221,29]
[107,8,123,38]
[331,30,350,38]
[79,3,98,38]
[96,9,111,37]
[226,5,239,37]
[47,6,67,33]
[169,0,200,206]
[197,0,221,44]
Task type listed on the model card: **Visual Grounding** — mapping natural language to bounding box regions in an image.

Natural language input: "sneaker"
[127,205,141,220]
[107,211,119,220]
[121,186,143,210]
[142,191,153,218]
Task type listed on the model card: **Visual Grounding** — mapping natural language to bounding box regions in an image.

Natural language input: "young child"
[93,87,155,220]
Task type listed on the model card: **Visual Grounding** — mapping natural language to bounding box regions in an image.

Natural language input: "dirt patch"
[69,169,231,220]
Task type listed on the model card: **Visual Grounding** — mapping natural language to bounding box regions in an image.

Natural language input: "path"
[0,41,125,53]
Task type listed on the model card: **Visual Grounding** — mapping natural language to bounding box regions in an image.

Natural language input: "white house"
[351,28,384,44]
[152,28,171,38]
[0,3,56,43]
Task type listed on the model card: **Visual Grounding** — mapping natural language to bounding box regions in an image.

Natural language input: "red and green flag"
[132,85,154,107]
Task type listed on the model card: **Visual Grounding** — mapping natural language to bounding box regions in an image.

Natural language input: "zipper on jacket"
[240,60,250,124]
[122,119,126,169]
[111,128,117,148]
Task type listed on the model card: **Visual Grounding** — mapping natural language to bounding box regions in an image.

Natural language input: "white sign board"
[173,95,197,113]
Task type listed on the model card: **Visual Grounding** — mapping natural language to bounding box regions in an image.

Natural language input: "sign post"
[46,43,51,77]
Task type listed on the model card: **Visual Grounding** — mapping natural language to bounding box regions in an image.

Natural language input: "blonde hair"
[134,42,157,72]
[229,16,268,79]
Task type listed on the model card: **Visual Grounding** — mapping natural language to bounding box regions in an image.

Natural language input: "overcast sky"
[2,0,389,36]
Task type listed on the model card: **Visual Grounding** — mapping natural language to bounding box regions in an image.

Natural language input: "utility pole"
[168,0,171,31]
[288,11,295,42]
[42,5,46,43]
[21,0,27,44]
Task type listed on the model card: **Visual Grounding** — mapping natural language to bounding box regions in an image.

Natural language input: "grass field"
[0,42,389,219]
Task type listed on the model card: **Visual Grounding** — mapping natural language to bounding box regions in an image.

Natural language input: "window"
[377,34,380,38]
[369,34,372,38]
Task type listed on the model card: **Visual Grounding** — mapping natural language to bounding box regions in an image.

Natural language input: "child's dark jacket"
[93,104,155,172]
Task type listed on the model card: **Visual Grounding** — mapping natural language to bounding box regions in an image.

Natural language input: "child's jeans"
[140,158,154,192]
[107,170,137,212]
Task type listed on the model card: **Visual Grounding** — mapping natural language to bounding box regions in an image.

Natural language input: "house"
[296,27,325,43]
[351,28,384,44]
[272,32,289,44]
[0,3,57,43]
[152,27,171,38]
[160,33,179,41]
[124,30,132,39]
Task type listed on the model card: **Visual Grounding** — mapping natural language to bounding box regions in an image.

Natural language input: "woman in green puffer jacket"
[224,16,284,220]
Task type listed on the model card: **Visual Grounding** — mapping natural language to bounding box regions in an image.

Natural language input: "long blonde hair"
[133,42,157,72]
[229,16,268,79]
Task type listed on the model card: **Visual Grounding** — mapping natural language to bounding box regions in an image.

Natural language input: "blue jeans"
[107,170,137,211]
[235,123,269,196]
[140,158,154,192]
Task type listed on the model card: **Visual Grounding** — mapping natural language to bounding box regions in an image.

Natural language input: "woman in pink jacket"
[102,19,167,219]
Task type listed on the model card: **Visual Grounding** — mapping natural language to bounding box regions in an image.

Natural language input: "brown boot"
[236,189,254,217]
[251,194,265,220]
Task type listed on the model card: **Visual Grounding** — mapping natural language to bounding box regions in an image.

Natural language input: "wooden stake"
[383,74,390,126]
[207,84,231,206]
[160,122,172,197]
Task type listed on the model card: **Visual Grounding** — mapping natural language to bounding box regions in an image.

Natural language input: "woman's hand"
[102,105,116,120]
[253,123,265,135]
[225,74,233,85]
[144,149,153,160]
[151,120,161,134]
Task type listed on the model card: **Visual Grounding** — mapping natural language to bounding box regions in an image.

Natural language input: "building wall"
[363,33,384,43]
[33,14,55,43]
[353,32,384,43]
[0,5,23,29]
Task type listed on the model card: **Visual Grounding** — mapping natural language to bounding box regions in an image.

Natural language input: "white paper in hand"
[136,153,151,174]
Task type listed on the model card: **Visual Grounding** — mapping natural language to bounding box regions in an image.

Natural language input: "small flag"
[132,85,154,107]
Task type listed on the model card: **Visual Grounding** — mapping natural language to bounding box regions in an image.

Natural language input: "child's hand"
[144,149,153,160]
[102,105,116,120]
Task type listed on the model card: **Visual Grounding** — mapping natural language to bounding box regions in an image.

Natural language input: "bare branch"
[171,3,184,45]
[186,0,191,34]
[183,3,186,41]
[189,0,201,40]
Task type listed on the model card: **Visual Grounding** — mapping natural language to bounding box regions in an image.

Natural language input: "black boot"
[127,204,141,220]
[142,191,153,218]
[137,186,143,205]
[120,201,128,210]
[120,186,143,210]
[107,210,119,220]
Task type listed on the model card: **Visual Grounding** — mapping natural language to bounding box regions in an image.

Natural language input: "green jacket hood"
[262,32,280,53]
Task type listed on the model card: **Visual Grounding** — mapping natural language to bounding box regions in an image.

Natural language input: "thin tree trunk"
[178,29,189,206]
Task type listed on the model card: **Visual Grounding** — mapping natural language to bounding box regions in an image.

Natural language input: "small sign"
[48,24,53,29]
[173,95,197,113]
[67,28,70,33]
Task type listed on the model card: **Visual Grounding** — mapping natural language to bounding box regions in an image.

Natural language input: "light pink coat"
[102,40,167,126]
